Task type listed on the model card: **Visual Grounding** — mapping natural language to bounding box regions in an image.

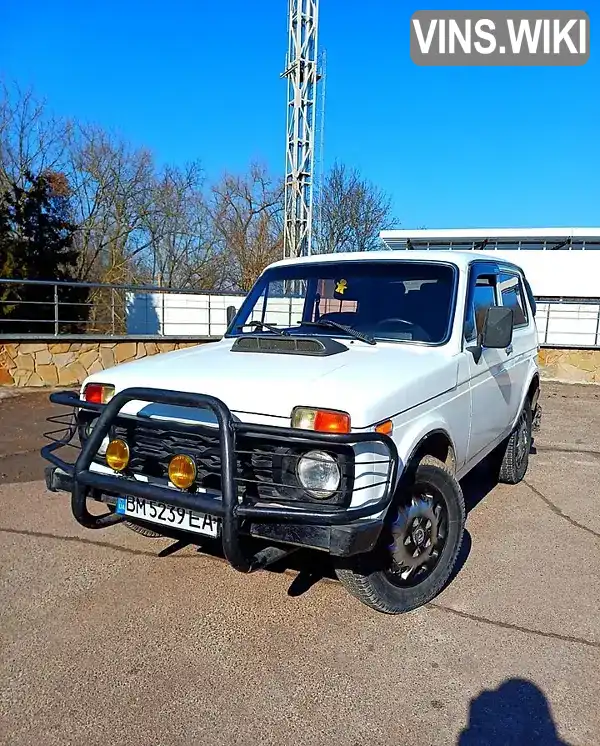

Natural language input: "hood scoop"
[230,334,348,357]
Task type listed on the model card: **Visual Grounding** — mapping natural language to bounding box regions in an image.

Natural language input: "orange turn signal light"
[375,419,393,436]
[291,407,351,434]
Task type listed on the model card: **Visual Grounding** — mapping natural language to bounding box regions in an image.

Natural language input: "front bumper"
[42,388,398,569]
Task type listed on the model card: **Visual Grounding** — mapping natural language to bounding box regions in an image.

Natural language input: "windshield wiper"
[301,320,377,346]
[240,321,288,336]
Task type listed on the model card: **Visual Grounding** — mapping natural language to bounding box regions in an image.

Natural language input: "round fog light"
[105,439,129,472]
[169,454,197,490]
[297,450,340,499]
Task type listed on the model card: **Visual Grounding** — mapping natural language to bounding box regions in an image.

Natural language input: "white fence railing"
[128,292,600,349]
[2,276,598,348]
[536,300,600,348]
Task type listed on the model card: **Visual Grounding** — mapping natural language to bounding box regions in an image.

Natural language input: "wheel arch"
[503,368,540,440]
[402,428,457,477]
[514,370,540,428]
[527,372,540,409]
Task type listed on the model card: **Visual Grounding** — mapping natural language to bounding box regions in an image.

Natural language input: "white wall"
[125,292,305,337]
[478,250,600,298]
[126,292,246,336]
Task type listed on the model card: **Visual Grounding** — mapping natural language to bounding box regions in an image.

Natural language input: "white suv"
[43,251,541,614]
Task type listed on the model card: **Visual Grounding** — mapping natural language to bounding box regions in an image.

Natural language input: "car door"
[463,262,513,463]
[497,269,536,422]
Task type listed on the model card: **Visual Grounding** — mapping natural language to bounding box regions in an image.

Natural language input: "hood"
[84,337,458,429]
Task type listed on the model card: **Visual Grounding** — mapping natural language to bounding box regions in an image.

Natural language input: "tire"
[335,456,466,614]
[498,403,532,485]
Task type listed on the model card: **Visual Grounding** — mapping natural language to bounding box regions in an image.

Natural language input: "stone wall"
[0,340,211,387]
[1,340,600,388]
[538,348,600,384]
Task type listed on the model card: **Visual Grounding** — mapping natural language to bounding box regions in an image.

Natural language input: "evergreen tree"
[0,171,86,333]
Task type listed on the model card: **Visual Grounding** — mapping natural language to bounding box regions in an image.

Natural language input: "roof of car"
[270,250,524,273]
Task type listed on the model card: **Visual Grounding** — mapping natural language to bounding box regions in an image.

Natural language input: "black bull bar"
[42,387,399,572]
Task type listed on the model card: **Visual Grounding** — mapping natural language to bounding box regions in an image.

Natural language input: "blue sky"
[1,0,598,229]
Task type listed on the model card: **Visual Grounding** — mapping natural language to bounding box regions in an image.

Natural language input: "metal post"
[544,304,550,345]
[595,303,600,347]
[208,294,212,337]
[111,288,116,335]
[54,284,59,336]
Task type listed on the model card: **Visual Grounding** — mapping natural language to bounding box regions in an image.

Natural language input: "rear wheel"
[335,456,465,614]
[498,403,532,485]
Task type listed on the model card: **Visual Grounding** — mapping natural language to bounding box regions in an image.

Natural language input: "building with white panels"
[379,228,600,348]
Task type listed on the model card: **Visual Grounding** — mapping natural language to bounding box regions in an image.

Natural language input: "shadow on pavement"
[158,465,498,599]
[26,453,507,599]
[282,461,499,597]
[461,461,500,515]
[457,678,570,745]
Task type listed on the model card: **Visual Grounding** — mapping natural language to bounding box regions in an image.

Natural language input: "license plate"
[115,496,220,538]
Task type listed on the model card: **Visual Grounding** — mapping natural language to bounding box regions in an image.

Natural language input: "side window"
[464,274,498,342]
[499,272,528,327]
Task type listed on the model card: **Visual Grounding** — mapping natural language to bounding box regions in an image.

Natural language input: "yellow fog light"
[169,454,197,490]
[105,439,130,472]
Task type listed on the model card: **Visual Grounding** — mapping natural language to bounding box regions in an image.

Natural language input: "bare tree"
[0,80,71,191]
[0,84,150,286]
[140,162,222,289]
[210,163,283,292]
[314,161,395,253]
[2,83,401,296]
[66,124,155,283]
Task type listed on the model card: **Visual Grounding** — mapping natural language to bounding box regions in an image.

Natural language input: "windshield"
[228,261,457,345]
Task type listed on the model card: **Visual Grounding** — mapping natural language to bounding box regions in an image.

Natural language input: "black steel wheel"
[498,403,532,485]
[385,482,449,588]
[335,456,465,614]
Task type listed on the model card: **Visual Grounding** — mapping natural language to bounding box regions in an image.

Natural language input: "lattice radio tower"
[281,0,320,258]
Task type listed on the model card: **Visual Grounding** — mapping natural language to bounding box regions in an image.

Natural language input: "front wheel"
[335,456,465,614]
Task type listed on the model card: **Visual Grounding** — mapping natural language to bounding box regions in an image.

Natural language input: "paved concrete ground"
[0,383,598,746]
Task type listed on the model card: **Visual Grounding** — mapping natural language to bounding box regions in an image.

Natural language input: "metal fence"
[1,278,600,347]
[536,298,600,348]
[0,278,243,339]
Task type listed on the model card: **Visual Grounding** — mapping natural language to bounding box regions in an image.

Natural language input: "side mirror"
[226,305,237,326]
[481,306,514,349]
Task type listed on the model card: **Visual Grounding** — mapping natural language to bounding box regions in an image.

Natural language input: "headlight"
[296,450,341,499]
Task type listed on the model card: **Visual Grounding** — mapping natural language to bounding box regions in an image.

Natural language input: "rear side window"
[499,273,528,327]
[465,275,498,341]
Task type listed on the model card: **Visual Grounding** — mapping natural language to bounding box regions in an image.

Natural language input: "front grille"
[112,420,226,492]
[83,414,354,506]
